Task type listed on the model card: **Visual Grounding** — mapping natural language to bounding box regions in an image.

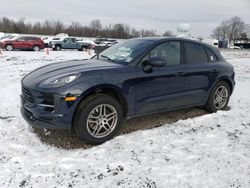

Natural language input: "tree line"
[0,17,158,39]
[211,16,249,43]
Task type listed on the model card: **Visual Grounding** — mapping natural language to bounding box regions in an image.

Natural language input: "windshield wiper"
[100,55,115,63]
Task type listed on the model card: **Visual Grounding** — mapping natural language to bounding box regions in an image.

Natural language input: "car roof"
[134,37,203,44]
[133,37,222,58]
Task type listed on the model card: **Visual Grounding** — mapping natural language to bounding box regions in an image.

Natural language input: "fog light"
[64,96,77,102]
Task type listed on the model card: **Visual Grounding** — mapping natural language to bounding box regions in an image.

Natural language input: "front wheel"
[6,44,13,51]
[74,94,124,144]
[206,81,231,112]
[55,45,61,51]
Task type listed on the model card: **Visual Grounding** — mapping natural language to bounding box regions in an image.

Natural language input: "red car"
[0,36,45,51]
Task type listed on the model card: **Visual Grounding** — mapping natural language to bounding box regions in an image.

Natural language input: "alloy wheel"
[86,104,118,138]
[213,86,229,109]
[33,46,40,51]
[6,45,13,51]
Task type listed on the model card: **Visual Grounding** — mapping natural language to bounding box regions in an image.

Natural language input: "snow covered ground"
[0,50,250,187]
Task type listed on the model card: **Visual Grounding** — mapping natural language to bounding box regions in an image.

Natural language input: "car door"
[135,41,186,115]
[62,38,69,48]
[26,37,35,49]
[13,37,26,49]
[70,38,77,49]
[183,42,219,106]
[65,38,76,49]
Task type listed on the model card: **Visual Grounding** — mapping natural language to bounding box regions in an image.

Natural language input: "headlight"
[38,73,81,88]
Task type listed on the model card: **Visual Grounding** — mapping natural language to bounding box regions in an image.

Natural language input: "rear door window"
[17,37,26,41]
[184,42,208,64]
[25,37,37,41]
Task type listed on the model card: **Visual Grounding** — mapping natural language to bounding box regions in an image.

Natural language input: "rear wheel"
[74,94,124,144]
[5,44,13,51]
[206,81,230,112]
[80,46,87,51]
[32,45,40,51]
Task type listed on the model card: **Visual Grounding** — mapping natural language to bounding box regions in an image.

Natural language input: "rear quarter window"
[205,47,218,62]
[184,42,208,64]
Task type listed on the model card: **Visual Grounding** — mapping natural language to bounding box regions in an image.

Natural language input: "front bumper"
[21,105,69,129]
[20,86,79,130]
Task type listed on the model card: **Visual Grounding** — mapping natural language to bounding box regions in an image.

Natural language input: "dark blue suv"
[21,38,235,144]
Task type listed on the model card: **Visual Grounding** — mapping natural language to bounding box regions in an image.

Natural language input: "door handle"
[174,72,185,76]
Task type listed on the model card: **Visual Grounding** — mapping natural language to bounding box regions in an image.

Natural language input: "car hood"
[22,59,124,88]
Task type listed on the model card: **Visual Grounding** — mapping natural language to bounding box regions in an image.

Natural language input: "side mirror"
[148,57,167,67]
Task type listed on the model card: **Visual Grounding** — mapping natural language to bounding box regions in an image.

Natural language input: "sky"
[0,0,249,38]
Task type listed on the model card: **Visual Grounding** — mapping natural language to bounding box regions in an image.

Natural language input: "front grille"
[22,86,34,103]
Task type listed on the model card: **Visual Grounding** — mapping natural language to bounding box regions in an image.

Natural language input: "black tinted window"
[205,48,218,62]
[149,41,181,66]
[25,37,38,41]
[17,37,25,41]
[185,43,208,64]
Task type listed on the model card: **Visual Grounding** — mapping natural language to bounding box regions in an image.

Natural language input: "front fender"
[79,84,127,101]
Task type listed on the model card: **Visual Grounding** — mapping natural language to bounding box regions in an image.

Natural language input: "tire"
[80,46,86,51]
[55,45,61,51]
[206,81,231,112]
[32,45,40,51]
[5,44,13,51]
[74,94,124,144]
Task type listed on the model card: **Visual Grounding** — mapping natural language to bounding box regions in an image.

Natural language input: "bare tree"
[227,16,248,43]
[53,21,65,35]
[131,28,140,38]
[32,22,42,34]
[211,16,248,43]
[89,19,102,36]
[211,20,229,41]
[140,29,157,37]
[0,16,160,39]
[162,30,174,37]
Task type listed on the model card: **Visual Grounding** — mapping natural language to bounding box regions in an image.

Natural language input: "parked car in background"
[50,37,91,51]
[0,36,45,51]
[21,37,235,144]
[228,45,242,49]
[94,38,118,46]
[203,38,219,48]
[234,43,250,49]
[41,36,54,48]
[76,38,96,49]
[94,38,119,54]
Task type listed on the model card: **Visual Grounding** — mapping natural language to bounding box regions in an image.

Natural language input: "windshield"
[99,39,155,64]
